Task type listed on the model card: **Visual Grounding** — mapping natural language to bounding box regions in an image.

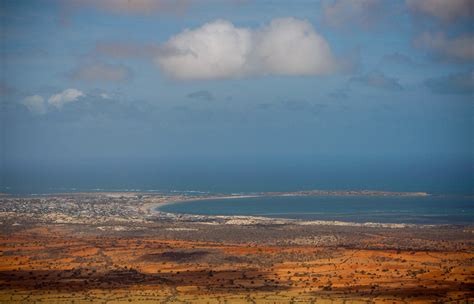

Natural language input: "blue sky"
[1,0,473,165]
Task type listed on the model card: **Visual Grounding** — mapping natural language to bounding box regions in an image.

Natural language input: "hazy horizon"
[3,154,472,195]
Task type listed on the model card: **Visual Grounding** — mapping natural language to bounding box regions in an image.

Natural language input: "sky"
[1,0,473,185]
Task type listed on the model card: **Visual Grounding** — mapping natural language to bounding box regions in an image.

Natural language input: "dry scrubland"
[0,193,473,303]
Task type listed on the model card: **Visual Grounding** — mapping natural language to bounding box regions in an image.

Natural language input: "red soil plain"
[0,192,473,303]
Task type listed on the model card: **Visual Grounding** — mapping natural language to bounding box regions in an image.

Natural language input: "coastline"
[2,189,471,229]
[148,190,463,229]
[5,189,471,229]
[1,190,473,302]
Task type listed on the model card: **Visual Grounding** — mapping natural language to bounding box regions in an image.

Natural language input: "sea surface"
[2,156,472,195]
[158,195,474,225]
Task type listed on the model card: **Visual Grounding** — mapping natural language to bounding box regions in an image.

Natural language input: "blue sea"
[158,195,474,225]
[2,156,472,195]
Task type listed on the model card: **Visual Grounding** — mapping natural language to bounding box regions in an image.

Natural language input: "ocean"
[2,156,472,195]
[158,195,474,225]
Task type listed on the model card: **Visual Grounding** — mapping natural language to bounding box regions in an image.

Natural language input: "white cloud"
[251,18,336,76]
[70,62,131,82]
[406,0,474,22]
[48,88,84,108]
[155,18,338,80]
[22,95,46,114]
[156,19,252,80]
[415,32,474,62]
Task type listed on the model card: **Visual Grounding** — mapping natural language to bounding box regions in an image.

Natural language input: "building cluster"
[0,194,159,225]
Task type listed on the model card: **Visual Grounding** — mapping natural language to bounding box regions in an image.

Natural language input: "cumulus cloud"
[414,32,474,62]
[69,62,132,82]
[406,0,474,22]
[20,89,117,114]
[22,95,46,114]
[351,71,403,91]
[156,19,252,80]
[251,18,336,76]
[155,18,338,80]
[187,90,214,101]
[322,0,384,29]
[48,88,84,108]
[425,71,474,95]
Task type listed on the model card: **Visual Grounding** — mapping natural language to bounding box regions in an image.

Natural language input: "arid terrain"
[0,192,473,303]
